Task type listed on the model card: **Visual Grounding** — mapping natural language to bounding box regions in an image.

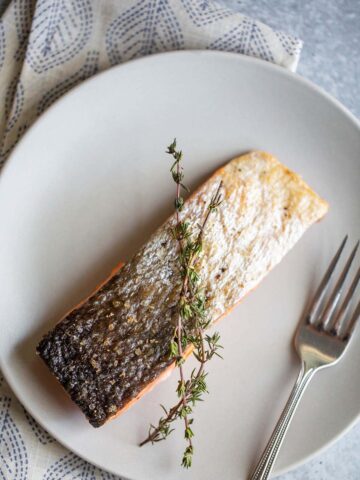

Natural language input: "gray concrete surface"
[223,0,360,118]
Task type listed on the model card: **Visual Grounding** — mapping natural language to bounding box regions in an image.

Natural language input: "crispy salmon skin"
[37,151,328,427]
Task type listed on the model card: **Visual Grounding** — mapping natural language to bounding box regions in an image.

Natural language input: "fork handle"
[249,363,316,480]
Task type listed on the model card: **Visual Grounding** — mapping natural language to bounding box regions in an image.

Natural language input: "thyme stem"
[140,140,224,468]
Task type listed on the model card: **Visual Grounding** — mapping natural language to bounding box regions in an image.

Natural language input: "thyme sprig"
[139,140,223,468]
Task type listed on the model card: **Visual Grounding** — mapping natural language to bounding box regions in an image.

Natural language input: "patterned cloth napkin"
[0,1,302,478]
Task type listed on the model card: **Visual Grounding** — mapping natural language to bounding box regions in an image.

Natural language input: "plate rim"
[1,49,359,478]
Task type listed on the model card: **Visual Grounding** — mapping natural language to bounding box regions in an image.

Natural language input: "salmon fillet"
[37,151,328,427]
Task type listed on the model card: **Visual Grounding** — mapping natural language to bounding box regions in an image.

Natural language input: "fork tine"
[321,241,359,330]
[332,265,360,335]
[343,299,360,340]
[306,235,348,324]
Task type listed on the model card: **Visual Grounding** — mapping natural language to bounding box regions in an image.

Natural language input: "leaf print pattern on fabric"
[1,78,26,165]
[43,453,119,480]
[275,30,302,57]
[106,0,184,65]
[26,0,93,73]
[37,50,99,115]
[181,0,234,27]
[208,19,275,62]
[0,397,28,480]
[23,409,54,445]
[0,19,5,69]
[13,0,37,61]
[4,78,25,133]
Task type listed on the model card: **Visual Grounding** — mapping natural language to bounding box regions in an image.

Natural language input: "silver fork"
[250,236,360,480]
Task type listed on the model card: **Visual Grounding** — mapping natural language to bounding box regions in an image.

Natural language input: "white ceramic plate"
[0,51,359,480]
